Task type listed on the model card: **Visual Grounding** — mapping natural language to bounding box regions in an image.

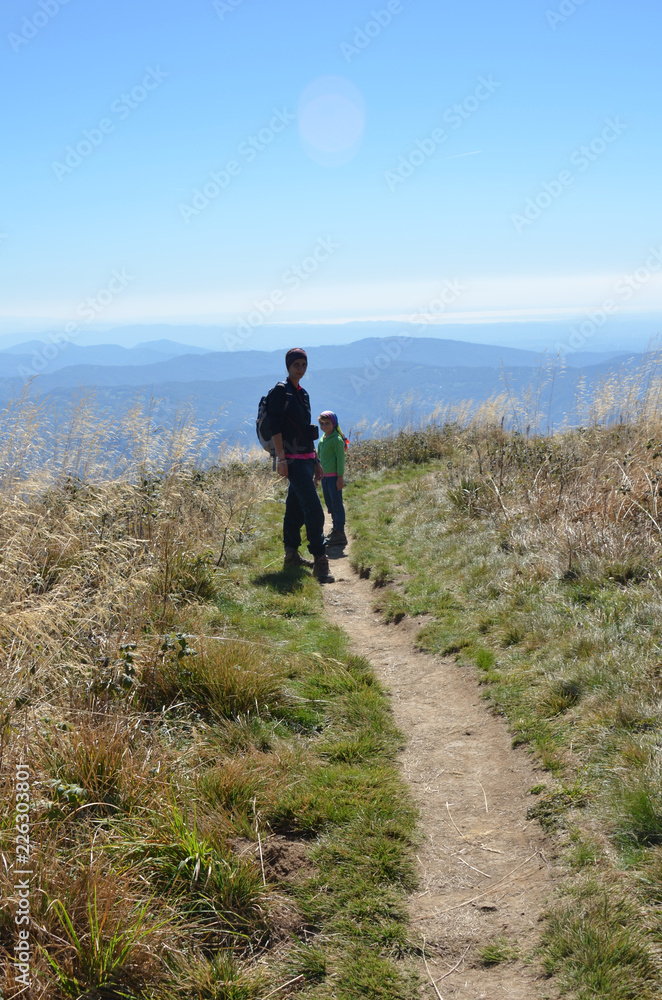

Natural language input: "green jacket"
[317,429,346,476]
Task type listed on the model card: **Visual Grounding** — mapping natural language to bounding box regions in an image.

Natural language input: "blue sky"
[1,0,661,339]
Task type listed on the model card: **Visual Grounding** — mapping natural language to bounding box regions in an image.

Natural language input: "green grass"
[191,501,420,992]
[480,935,519,966]
[541,890,660,999]
[42,890,157,998]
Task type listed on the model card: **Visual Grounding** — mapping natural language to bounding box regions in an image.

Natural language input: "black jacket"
[266,378,318,455]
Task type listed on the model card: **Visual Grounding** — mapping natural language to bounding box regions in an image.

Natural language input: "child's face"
[319,417,333,434]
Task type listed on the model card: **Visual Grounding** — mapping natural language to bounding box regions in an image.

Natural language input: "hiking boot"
[313,554,334,583]
[326,529,348,547]
[283,547,314,569]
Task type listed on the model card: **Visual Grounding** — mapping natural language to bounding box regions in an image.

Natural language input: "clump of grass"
[159,951,270,999]
[281,940,327,983]
[166,548,220,603]
[328,942,419,999]
[480,935,519,965]
[565,830,601,870]
[526,784,588,832]
[538,679,582,717]
[373,588,408,624]
[129,802,269,942]
[36,713,164,819]
[34,858,168,999]
[609,763,662,848]
[540,889,661,999]
[447,477,490,517]
[43,887,160,998]
[269,760,412,838]
[631,846,662,905]
[142,636,286,721]
[197,744,308,837]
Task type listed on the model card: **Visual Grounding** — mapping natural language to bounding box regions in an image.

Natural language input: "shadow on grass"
[252,569,307,594]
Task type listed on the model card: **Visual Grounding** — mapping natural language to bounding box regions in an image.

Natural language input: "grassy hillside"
[5,373,662,998]
[0,395,418,999]
[348,411,662,999]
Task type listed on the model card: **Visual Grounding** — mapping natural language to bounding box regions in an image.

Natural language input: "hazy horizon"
[2,315,662,358]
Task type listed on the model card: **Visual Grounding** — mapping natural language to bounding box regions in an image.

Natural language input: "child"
[317,410,348,547]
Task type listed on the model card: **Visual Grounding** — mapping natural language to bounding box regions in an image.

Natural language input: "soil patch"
[230,835,315,950]
[229,834,315,885]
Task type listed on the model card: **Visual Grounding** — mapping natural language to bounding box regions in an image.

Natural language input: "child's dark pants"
[322,476,345,531]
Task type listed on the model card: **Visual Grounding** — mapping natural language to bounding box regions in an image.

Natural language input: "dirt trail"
[322,540,560,1000]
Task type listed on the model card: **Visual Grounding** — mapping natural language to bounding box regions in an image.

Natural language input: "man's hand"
[337,476,344,490]
[277,457,289,478]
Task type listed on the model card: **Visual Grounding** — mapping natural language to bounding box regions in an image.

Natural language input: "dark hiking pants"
[283,458,326,557]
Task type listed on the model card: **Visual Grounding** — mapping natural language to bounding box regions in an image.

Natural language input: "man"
[267,347,334,583]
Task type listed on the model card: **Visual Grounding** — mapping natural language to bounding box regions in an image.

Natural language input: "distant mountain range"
[1,316,661,353]
[0,334,650,446]
[0,339,209,378]
[0,335,628,382]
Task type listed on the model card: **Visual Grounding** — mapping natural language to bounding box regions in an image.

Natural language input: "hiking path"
[322,533,561,1000]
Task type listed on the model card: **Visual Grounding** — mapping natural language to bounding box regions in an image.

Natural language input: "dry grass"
[0,391,273,733]
[0,391,280,996]
[352,350,662,583]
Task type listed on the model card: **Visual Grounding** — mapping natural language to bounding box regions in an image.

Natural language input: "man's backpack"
[256,381,293,467]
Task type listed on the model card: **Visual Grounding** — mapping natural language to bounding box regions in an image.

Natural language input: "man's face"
[289,359,307,378]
